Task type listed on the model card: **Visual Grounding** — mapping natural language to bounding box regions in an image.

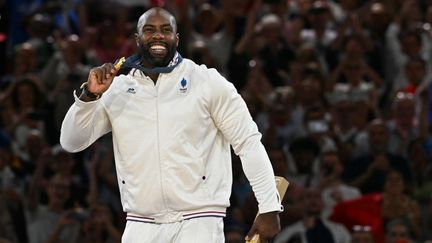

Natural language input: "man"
[351,225,375,243]
[60,7,282,243]
[26,174,80,243]
[342,119,412,194]
[385,218,415,243]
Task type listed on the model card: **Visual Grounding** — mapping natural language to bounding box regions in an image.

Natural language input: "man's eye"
[143,28,154,33]
[162,28,172,33]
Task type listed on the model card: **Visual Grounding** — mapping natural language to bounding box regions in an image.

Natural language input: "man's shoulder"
[182,58,220,76]
[181,58,229,87]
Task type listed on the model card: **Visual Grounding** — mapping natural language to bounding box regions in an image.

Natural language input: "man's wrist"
[79,82,101,101]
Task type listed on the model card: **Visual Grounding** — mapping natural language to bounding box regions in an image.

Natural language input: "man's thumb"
[245,226,258,242]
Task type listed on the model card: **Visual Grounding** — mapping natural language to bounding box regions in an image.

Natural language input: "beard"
[138,42,177,67]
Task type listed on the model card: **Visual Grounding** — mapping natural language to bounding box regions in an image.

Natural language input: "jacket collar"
[122,52,183,74]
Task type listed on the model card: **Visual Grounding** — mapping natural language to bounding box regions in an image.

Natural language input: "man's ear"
[135,33,140,46]
[176,33,179,47]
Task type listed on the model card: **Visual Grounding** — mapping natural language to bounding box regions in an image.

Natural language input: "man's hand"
[86,63,118,95]
[245,211,281,242]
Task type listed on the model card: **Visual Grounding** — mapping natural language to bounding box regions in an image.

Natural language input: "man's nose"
[152,30,164,39]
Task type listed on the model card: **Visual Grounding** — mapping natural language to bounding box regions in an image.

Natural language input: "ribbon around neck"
[120,52,183,74]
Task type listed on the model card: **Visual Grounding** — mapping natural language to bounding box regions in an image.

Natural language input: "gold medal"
[114,57,126,71]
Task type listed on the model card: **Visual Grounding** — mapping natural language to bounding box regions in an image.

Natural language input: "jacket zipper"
[154,76,169,211]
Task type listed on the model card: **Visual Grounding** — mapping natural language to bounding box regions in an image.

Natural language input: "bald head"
[137,7,177,36]
[134,7,179,68]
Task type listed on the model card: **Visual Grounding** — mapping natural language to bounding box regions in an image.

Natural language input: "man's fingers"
[100,65,109,82]
[102,63,115,76]
[245,226,258,241]
[90,64,116,84]
[89,69,100,83]
[86,62,118,96]
[245,234,259,243]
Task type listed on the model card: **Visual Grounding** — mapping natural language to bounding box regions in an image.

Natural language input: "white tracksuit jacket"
[60,58,282,223]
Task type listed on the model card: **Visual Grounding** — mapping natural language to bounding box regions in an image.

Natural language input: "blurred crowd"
[1,0,432,242]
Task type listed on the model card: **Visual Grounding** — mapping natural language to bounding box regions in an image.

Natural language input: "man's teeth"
[150,45,166,51]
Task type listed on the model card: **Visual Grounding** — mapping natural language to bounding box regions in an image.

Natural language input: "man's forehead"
[137,9,176,30]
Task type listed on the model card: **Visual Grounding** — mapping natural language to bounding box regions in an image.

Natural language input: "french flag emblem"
[179,78,188,93]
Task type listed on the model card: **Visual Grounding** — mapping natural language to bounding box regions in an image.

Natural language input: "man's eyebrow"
[143,23,173,28]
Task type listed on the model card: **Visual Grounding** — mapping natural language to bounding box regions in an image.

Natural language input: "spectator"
[46,203,121,243]
[363,2,393,80]
[189,3,223,46]
[260,86,302,147]
[286,136,321,188]
[190,2,236,75]
[227,0,265,91]
[343,119,412,194]
[0,132,20,193]
[256,13,295,87]
[41,34,90,92]
[11,42,39,80]
[21,13,55,70]
[400,57,428,95]
[289,47,323,86]
[291,68,328,133]
[327,90,360,161]
[351,225,375,243]
[386,92,422,157]
[328,45,382,108]
[386,0,432,97]
[89,20,130,65]
[2,77,46,154]
[239,59,273,112]
[385,218,416,243]
[319,151,361,219]
[49,144,88,207]
[189,40,218,69]
[274,187,351,243]
[0,191,19,243]
[407,138,432,204]
[26,174,80,243]
[0,133,27,243]
[303,105,337,152]
[300,0,337,73]
[268,146,289,179]
[381,170,421,239]
[330,192,385,243]
[84,140,123,225]
[265,0,302,50]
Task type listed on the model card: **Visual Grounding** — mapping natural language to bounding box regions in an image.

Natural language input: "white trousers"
[121,217,225,243]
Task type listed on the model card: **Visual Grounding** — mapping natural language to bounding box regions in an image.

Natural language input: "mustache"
[137,42,176,67]
[147,41,167,47]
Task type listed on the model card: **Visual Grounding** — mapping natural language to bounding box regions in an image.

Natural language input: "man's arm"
[246,177,289,242]
[204,68,283,239]
[60,63,117,152]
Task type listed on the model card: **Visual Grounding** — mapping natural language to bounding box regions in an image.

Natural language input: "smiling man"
[60,7,283,243]
[136,8,178,71]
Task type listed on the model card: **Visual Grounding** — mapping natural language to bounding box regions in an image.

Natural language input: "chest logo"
[126,88,136,94]
[179,78,188,93]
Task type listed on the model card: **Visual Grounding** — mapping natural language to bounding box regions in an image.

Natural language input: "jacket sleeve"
[204,68,283,214]
[60,91,112,153]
